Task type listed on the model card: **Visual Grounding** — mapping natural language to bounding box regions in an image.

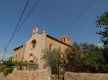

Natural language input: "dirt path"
[0,74,7,80]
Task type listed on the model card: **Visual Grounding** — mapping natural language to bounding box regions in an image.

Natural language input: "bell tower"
[60,35,71,45]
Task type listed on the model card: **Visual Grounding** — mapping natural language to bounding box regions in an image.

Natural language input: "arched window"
[49,44,52,51]
[31,39,36,49]
[64,39,65,42]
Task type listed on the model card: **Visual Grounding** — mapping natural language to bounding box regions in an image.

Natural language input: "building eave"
[46,35,71,47]
[14,45,25,50]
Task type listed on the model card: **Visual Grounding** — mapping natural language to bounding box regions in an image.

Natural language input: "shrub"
[3,68,13,76]
[18,61,27,66]
[0,66,4,72]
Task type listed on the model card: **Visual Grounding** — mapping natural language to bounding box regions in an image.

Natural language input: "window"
[31,40,36,49]
[64,39,65,42]
[49,44,52,51]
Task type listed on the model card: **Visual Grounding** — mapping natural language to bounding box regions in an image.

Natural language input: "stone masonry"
[64,72,108,80]
[7,67,51,80]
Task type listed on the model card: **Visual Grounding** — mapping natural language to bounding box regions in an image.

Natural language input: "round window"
[31,40,36,49]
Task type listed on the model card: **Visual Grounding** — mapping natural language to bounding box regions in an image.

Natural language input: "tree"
[64,42,82,72]
[0,57,14,67]
[6,57,14,67]
[96,11,108,65]
[42,49,61,74]
[96,11,108,47]
[64,42,106,73]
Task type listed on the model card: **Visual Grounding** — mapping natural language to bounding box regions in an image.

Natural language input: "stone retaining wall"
[7,67,51,80]
[64,72,108,80]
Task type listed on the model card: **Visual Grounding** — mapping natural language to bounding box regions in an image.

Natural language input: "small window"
[64,39,65,42]
[49,44,52,51]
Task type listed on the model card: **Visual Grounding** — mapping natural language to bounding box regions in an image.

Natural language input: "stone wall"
[64,72,108,80]
[13,45,25,62]
[7,67,51,80]
[45,35,69,52]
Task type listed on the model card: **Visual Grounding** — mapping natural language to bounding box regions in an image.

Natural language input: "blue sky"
[0,0,108,59]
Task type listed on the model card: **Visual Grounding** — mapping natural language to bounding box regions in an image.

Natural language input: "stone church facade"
[12,26,71,69]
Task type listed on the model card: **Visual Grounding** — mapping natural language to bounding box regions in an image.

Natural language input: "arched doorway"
[27,54,38,70]
[28,54,34,62]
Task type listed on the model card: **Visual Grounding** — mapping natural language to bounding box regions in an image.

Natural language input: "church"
[12,26,71,69]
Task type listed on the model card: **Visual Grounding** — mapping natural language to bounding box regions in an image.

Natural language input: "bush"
[0,66,4,72]
[18,61,27,66]
[3,68,13,76]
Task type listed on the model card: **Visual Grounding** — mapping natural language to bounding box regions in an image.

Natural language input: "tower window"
[64,39,65,42]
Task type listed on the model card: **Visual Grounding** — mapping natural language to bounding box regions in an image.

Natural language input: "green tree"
[96,11,108,47]
[64,42,82,72]
[5,57,14,67]
[42,49,61,74]
[102,47,108,64]
[64,42,106,73]
[0,57,14,67]
[96,11,108,65]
